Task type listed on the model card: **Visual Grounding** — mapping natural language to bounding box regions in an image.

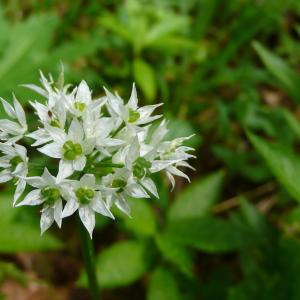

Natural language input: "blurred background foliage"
[1,0,300,299]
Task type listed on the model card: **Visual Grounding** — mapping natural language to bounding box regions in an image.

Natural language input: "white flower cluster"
[0,71,195,238]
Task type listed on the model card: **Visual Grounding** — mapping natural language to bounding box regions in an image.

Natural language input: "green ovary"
[9,156,23,168]
[74,102,86,112]
[128,109,140,123]
[63,141,83,161]
[76,187,95,205]
[133,157,151,179]
[41,187,60,206]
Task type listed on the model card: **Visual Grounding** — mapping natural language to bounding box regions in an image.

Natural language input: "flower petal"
[57,159,74,181]
[62,198,79,218]
[40,207,55,234]
[73,155,86,171]
[16,189,42,206]
[38,142,62,159]
[79,206,95,239]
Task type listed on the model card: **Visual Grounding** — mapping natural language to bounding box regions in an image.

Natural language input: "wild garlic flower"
[0,70,195,238]
[17,168,70,234]
[0,143,28,204]
[0,95,27,143]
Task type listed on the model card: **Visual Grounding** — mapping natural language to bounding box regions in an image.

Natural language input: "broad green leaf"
[168,171,224,221]
[0,223,62,253]
[145,17,188,45]
[133,58,156,102]
[253,41,300,101]
[100,13,133,42]
[166,216,246,253]
[148,37,197,52]
[92,241,149,288]
[282,110,300,139]
[239,197,268,234]
[0,192,18,224]
[147,268,182,300]
[121,198,157,237]
[248,132,300,202]
[155,234,194,277]
[0,192,61,253]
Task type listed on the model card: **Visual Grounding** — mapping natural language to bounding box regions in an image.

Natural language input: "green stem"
[78,216,100,300]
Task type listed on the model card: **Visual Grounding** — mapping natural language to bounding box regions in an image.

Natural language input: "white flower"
[22,69,70,109]
[16,168,70,234]
[38,119,95,181]
[0,95,27,143]
[104,84,162,127]
[62,174,114,238]
[0,143,28,204]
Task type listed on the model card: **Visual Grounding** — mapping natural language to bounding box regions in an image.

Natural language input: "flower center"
[76,187,95,205]
[111,179,127,193]
[133,157,151,179]
[63,141,83,161]
[41,187,60,206]
[128,109,140,123]
[50,119,61,128]
[74,102,86,112]
[9,156,23,168]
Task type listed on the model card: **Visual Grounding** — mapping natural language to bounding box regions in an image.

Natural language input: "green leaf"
[100,13,133,42]
[145,17,188,45]
[155,234,194,277]
[0,192,61,253]
[86,241,149,288]
[133,58,157,103]
[239,197,268,234]
[168,171,224,221]
[121,198,157,237]
[282,110,300,139]
[248,132,300,202]
[166,216,245,253]
[253,41,300,101]
[0,223,62,253]
[147,268,182,300]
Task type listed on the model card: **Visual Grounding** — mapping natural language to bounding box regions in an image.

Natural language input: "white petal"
[38,142,62,158]
[13,94,27,127]
[167,166,191,182]
[150,160,179,173]
[80,174,96,187]
[0,97,16,118]
[127,83,138,110]
[0,120,22,135]
[40,207,55,234]
[14,179,26,205]
[125,137,140,167]
[76,80,91,104]
[14,144,27,161]
[54,199,63,228]
[79,206,95,239]
[25,176,45,188]
[57,159,74,181]
[91,192,114,219]
[140,177,159,198]
[44,124,66,144]
[166,171,176,191]
[41,168,56,185]
[68,119,84,142]
[16,189,42,206]
[62,198,79,218]
[21,84,48,97]
[73,155,86,171]
[0,171,12,183]
[126,183,150,198]
[115,195,131,216]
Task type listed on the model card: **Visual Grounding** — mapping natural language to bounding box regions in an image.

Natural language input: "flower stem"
[78,217,100,300]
